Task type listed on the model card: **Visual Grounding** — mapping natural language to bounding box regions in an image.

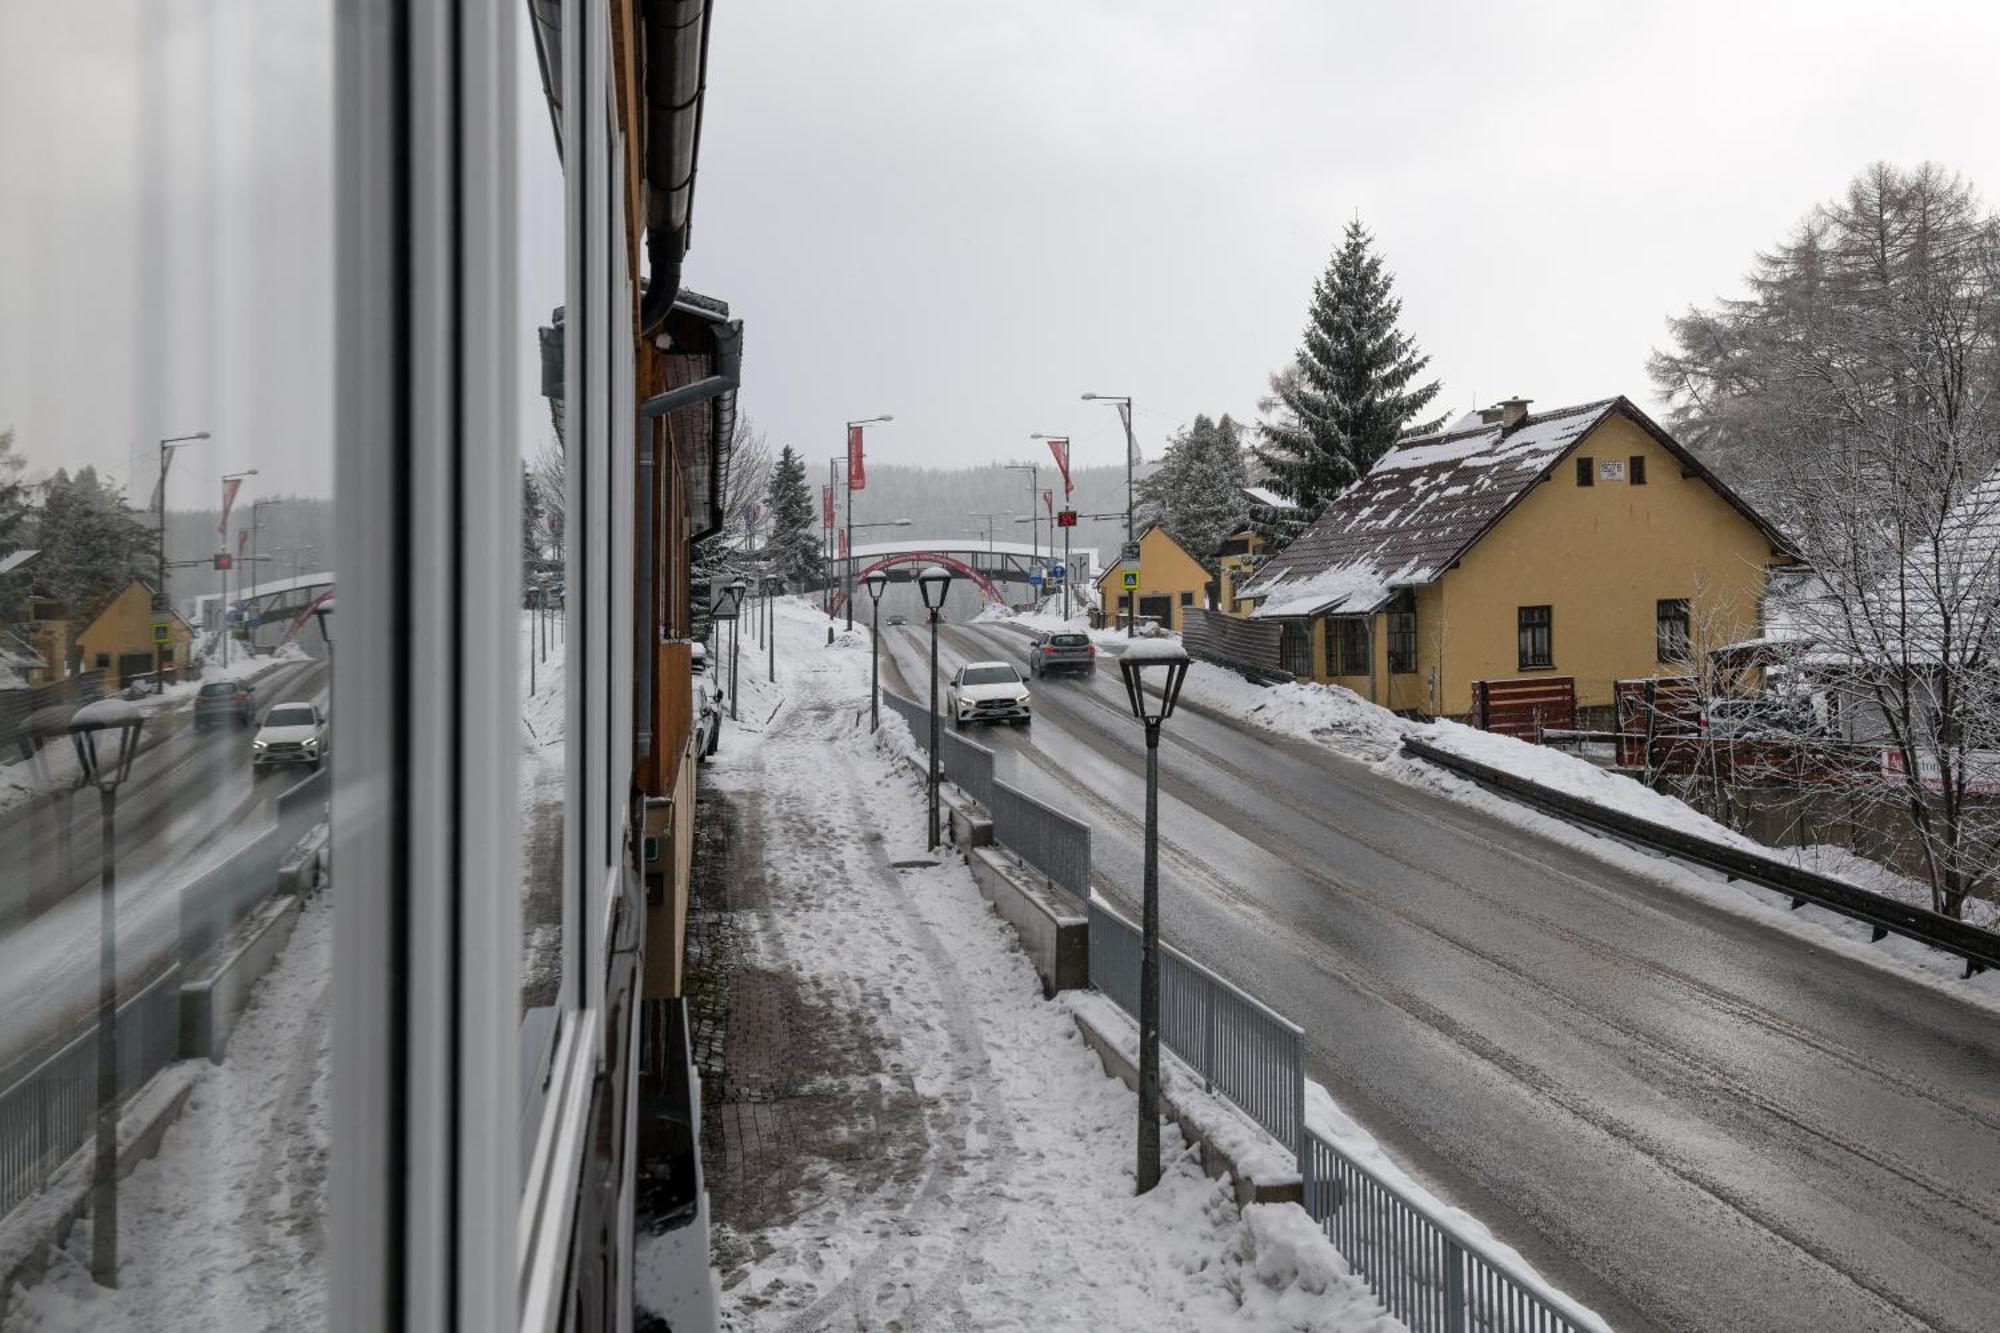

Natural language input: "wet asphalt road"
[887,621,2000,1333]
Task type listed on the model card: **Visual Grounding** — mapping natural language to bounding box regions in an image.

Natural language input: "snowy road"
[888,619,2000,1333]
[0,656,329,1078]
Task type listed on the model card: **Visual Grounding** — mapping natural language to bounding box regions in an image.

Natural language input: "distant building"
[68,577,194,688]
[1236,396,1798,717]
[1216,486,1296,614]
[1094,524,1210,633]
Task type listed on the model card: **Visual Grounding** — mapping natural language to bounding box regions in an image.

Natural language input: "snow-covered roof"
[0,549,38,577]
[1239,396,1789,619]
[1240,399,1620,616]
[1240,485,1296,511]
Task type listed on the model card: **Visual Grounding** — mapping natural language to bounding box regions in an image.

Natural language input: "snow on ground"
[3,893,332,1332]
[1161,657,2000,1003]
[519,608,567,1007]
[649,597,1404,1333]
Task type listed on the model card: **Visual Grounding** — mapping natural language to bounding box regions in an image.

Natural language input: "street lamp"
[966,513,1003,547]
[70,697,146,1285]
[312,595,336,664]
[725,578,748,721]
[863,569,889,731]
[917,564,953,848]
[844,415,893,632]
[1116,639,1192,1195]
[217,469,257,668]
[1083,394,1139,638]
[765,574,782,683]
[153,432,211,621]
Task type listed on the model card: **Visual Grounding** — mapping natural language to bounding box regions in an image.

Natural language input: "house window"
[1333,618,1370,675]
[1518,605,1553,669]
[1280,621,1313,678]
[1657,598,1690,662]
[95,653,110,671]
[1179,591,1195,607]
[1387,608,1417,674]
[1630,455,1647,485]
[1575,457,1594,487]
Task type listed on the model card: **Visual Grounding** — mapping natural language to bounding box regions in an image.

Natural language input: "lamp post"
[965,513,1002,548]
[70,697,146,1284]
[1082,394,1139,637]
[843,415,893,632]
[766,574,781,683]
[1031,434,1073,619]
[863,569,889,730]
[1004,463,1040,598]
[217,469,257,667]
[725,578,747,720]
[1116,640,1192,1195]
[153,432,210,616]
[917,565,952,848]
[312,596,336,666]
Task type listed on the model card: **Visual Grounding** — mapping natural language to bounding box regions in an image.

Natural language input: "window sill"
[1516,664,1556,673]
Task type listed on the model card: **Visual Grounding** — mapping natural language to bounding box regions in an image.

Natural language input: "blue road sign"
[1029,573,1045,587]
[1050,563,1066,579]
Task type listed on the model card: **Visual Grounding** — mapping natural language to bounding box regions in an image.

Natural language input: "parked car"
[1024,630,1095,678]
[691,641,723,759]
[946,661,1030,729]
[195,678,257,730]
[253,701,329,769]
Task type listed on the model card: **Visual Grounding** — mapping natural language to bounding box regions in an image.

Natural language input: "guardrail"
[181,767,331,959]
[1304,1132,1595,1333]
[938,729,994,808]
[1402,735,1999,978]
[0,964,183,1218]
[1088,897,1303,1154]
[880,688,930,748]
[991,781,1089,902]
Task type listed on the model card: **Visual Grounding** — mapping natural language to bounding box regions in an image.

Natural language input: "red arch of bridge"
[829,552,1004,617]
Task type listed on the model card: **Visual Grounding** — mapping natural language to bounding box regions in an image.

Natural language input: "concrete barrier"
[940,785,993,852]
[965,846,1087,996]
[179,893,304,1063]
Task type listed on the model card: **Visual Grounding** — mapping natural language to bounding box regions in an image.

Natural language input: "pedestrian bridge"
[831,540,1096,616]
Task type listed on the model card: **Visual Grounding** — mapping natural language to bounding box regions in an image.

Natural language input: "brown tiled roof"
[1239,396,1787,618]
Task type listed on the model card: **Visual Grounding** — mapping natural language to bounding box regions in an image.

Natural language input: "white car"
[253,701,329,770]
[691,641,723,759]
[946,661,1031,729]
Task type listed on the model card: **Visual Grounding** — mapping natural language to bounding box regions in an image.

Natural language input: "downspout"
[636,430,657,759]
[640,317,741,542]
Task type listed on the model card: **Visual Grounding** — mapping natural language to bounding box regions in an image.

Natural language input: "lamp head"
[863,570,889,603]
[916,564,952,611]
[1117,640,1192,727]
[68,697,146,790]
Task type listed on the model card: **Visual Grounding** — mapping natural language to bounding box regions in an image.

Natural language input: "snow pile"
[664,596,1405,1333]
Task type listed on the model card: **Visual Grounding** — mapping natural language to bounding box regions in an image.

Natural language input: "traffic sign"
[1121,570,1140,590]
[151,621,171,644]
[1121,540,1141,562]
[1056,508,1078,529]
[1050,563,1066,579]
[1029,573,1044,587]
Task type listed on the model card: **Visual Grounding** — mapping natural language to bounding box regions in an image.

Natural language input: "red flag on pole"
[1043,489,1054,515]
[847,425,866,491]
[1046,437,1072,495]
[823,484,835,528]
[219,477,244,537]
[839,528,849,558]
[238,528,249,555]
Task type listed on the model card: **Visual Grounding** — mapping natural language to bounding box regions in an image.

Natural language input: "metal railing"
[180,767,330,958]
[1305,1132,1594,1332]
[1402,735,1999,977]
[991,781,1090,902]
[1087,897,1303,1152]
[881,688,930,748]
[938,729,995,808]
[0,964,183,1218]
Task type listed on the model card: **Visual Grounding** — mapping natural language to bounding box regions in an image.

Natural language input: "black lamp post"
[765,574,781,682]
[70,697,146,1285]
[863,569,889,731]
[714,579,745,720]
[311,596,336,664]
[916,564,953,848]
[1116,640,1191,1194]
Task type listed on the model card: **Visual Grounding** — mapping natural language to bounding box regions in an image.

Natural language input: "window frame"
[1518,604,1554,670]
[1387,606,1417,675]
[1657,597,1691,663]
[1575,457,1594,487]
[1629,454,1647,485]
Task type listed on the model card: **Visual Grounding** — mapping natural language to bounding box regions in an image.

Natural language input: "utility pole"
[154,432,210,615]
[1083,395,1140,636]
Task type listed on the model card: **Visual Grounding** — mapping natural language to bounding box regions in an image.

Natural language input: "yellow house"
[1236,396,1797,719]
[1094,524,1211,633]
[71,578,194,688]
[1215,486,1295,614]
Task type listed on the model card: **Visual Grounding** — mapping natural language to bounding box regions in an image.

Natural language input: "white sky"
[5,1,1999,504]
[685,0,2000,482]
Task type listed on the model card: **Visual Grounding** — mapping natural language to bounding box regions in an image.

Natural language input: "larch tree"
[1254,219,1444,529]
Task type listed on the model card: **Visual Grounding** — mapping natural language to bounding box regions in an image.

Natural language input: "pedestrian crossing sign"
[1121,570,1139,590]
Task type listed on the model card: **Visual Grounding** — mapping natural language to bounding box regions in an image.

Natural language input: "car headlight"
[253,740,269,750]
[303,737,320,751]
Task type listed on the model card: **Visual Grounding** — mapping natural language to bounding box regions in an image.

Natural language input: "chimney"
[1498,396,1532,430]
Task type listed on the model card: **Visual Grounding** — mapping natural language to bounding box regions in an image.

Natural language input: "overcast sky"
[5,1,1998,510]
[687,0,2000,489]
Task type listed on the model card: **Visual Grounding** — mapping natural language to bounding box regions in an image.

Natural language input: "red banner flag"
[1043,489,1055,515]
[219,477,244,536]
[839,528,849,558]
[847,425,866,491]
[823,484,835,528]
[1046,437,1072,495]
[238,528,250,555]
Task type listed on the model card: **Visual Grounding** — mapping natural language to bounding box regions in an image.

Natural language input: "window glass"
[1630,455,1648,485]
[1657,598,1691,662]
[1519,605,1554,669]
[517,0,570,1104]
[1387,612,1417,674]
[0,6,337,1322]
[961,665,1020,686]
[1575,457,1595,487]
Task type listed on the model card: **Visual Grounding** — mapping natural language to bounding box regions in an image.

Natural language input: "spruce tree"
[1254,219,1443,526]
[1137,414,1249,572]
[764,445,819,592]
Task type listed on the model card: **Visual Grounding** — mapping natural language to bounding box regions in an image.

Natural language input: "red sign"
[1043,489,1055,515]
[1046,437,1073,495]
[1056,509,1078,529]
[823,484,835,528]
[847,425,866,491]
[213,552,233,571]
[219,477,244,536]
[838,528,849,559]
